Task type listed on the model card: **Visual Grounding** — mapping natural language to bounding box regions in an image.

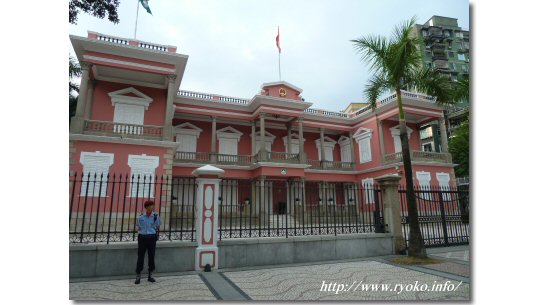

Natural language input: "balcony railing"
[174,152,252,165]
[83,120,163,139]
[266,152,300,163]
[307,160,355,170]
[383,150,452,164]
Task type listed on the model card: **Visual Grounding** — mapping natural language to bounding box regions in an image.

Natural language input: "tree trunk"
[396,89,427,258]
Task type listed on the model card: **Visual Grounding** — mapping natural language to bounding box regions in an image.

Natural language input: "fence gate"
[399,185,469,248]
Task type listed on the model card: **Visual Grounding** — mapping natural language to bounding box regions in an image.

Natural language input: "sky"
[69,0,469,112]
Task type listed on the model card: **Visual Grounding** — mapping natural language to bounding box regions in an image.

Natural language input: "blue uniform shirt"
[137,212,162,235]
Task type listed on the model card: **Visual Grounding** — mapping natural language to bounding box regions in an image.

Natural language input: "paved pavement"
[70,245,470,301]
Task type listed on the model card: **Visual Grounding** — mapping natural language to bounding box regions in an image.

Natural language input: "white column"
[211,116,217,163]
[259,113,267,161]
[163,74,177,140]
[298,118,306,163]
[348,130,355,165]
[320,128,326,169]
[70,62,91,133]
[251,120,256,157]
[83,80,96,120]
[192,165,225,271]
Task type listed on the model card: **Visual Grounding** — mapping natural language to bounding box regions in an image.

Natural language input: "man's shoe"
[135,274,141,285]
[148,273,156,283]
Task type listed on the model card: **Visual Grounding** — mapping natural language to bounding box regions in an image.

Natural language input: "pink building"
[69,32,456,215]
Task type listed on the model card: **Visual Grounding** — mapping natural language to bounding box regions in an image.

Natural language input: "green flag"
[139,0,152,15]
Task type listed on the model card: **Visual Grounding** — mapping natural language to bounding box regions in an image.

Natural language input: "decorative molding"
[216,126,243,140]
[390,125,413,137]
[353,127,373,142]
[69,134,180,149]
[108,87,153,109]
[174,122,203,138]
[83,54,176,74]
[251,130,276,143]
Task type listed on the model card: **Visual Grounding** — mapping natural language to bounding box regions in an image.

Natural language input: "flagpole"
[279,53,281,81]
[134,1,140,39]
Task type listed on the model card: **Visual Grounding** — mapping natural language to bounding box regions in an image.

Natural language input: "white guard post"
[192,165,225,271]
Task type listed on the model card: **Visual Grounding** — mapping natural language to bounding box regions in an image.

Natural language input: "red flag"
[276,26,281,53]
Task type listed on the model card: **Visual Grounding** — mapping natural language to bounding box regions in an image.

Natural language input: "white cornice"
[174,122,203,138]
[69,134,180,149]
[216,126,243,140]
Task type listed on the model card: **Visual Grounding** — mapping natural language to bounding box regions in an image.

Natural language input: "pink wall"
[90,81,167,126]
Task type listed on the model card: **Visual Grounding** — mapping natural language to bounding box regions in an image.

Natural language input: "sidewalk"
[69,245,470,301]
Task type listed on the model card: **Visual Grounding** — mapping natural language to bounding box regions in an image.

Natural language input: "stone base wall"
[70,233,393,278]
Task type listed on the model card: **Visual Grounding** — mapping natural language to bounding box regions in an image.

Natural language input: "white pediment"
[175,122,203,138]
[353,127,373,142]
[252,130,276,143]
[108,87,153,109]
[390,125,413,138]
[217,126,243,140]
[337,135,351,145]
[315,136,337,149]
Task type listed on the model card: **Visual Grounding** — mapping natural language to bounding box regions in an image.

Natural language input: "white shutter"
[324,146,333,161]
[394,136,402,153]
[341,143,351,162]
[113,103,144,134]
[177,134,197,153]
[359,138,372,163]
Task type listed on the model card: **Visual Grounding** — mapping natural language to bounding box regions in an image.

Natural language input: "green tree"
[69,0,121,24]
[449,121,469,177]
[69,56,82,124]
[351,17,454,258]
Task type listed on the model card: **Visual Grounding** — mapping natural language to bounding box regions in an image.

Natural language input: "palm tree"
[351,17,454,257]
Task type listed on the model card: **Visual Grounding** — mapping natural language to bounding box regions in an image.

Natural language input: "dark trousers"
[136,234,157,274]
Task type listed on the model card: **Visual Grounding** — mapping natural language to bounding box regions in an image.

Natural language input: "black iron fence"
[69,173,197,244]
[218,180,384,239]
[399,185,469,248]
[70,173,384,244]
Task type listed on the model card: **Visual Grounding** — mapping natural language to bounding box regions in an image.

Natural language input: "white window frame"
[79,151,114,197]
[282,132,304,155]
[217,126,243,161]
[362,178,375,204]
[128,154,160,198]
[390,125,413,153]
[353,128,373,164]
[457,53,466,61]
[174,122,202,159]
[108,87,153,135]
[315,136,337,161]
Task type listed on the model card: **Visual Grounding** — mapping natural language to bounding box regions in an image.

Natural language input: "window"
[457,53,466,61]
[80,152,114,197]
[283,133,302,155]
[448,51,454,58]
[422,143,433,152]
[175,123,202,159]
[254,130,275,154]
[422,30,428,37]
[128,155,159,198]
[456,32,464,38]
[390,125,413,153]
[362,178,374,204]
[217,126,243,161]
[108,87,153,135]
[353,128,373,164]
[462,65,469,72]
[449,62,456,70]
[338,136,352,163]
[315,136,337,161]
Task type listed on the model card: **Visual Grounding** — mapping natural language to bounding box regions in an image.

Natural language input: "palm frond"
[410,67,455,107]
[69,56,81,79]
[351,35,389,75]
[364,74,390,110]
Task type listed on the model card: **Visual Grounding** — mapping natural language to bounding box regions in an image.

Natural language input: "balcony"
[83,120,164,140]
[256,152,300,164]
[383,150,452,164]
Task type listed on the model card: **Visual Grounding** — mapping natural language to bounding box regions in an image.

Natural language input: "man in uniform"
[135,200,161,284]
